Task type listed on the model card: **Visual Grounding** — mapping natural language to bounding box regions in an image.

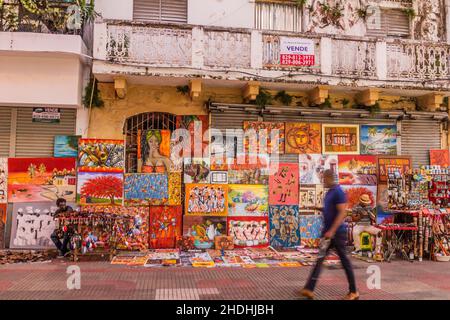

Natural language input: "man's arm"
[324,203,347,239]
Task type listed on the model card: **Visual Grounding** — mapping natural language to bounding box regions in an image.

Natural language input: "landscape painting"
[338,155,377,185]
[124,173,168,206]
[228,184,269,217]
[78,139,125,172]
[54,135,80,158]
[360,125,397,155]
[77,172,124,205]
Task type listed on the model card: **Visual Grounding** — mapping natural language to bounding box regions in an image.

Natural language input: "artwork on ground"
[341,185,377,210]
[214,235,234,250]
[0,157,7,203]
[322,124,359,154]
[168,172,182,206]
[124,173,168,206]
[299,215,323,248]
[377,156,411,183]
[149,206,182,249]
[8,158,76,203]
[338,155,377,185]
[77,172,123,205]
[430,150,450,167]
[184,158,211,183]
[298,154,338,184]
[285,122,321,154]
[139,130,172,173]
[78,139,125,172]
[185,184,228,216]
[243,121,285,154]
[269,163,299,205]
[360,125,397,155]
[54,135,80,158]
[182,216,227,249]
[228,184,269,217]
[269,205,300,248]
[175,115,209,158]
[0,203,6,249]
[227,216,269,248]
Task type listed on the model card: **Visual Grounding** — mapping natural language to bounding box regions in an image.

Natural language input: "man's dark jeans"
[51,230,70,255]
[305,230,357,293]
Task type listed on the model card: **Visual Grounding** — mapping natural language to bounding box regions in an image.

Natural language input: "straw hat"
[359,194,372,205]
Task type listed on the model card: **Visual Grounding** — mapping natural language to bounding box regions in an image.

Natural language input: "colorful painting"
[183,216,227,249]
[78,139,124,172]
[149,206,182,249]
[184,158,211,183]
[77,172,123,205]
[285,122,321,154]
[228,184,269,216]
[0,158,7,203]
[214,235,234,250]
[322,124,360,154]
[227,154,270,184]
[243,121,285,154]
[341,185,377,210]
[360,125,397,155]
[269,163,299,205]
[298,154,338,184]
[8,158,76,203]
[227,216,269,248]
[124,173,168,206]
[168,172,182,206]
[54,135,80,158]
[175,115,209,158]
[299,215,323,248]
[430,150,450,167]
[185,184,228,216]
[338,155,377,185]
[269,205,300,247]
[377,156,411,183]
[0,203,6,249]
[139,130,172,173]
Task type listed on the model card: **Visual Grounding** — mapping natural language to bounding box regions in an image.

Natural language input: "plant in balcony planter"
[274,91,293,106]
[176,85,190,96]
[83,78,104,109]
[255,90,273,108]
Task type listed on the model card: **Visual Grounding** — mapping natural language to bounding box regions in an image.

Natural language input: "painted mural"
[269,163,299,205]
[139,130,172,173]
[285,122,321,154]
[360,125,397,155]
[338,155,377,185]
[228,184,269,217]
[322,124,359,154]
[185,184,228,216]
[0,157,7,203]
[78,139,125,172]
[54,135,80,158]
[182,215,227,249]
[298,154,338,184]
[243,121,285,154]
[227,216,269,248]
[149,206,182,249]
[124,173,168,206]
[77,172,124,205]
[269,205,300,248]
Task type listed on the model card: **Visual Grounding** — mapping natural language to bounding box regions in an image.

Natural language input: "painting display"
[78,139,125,172]
[8,158,76,203]
[183,158,211,183]
[341,185,377,209]
[182,216,227,249]
[299,185,326,211]
[175,115,209,158]
[139,130,172,173]
[269,163,299,205]
[360,125,397,155]
[377,156,411,183]
[298,154,338,184]
[77,172,123,205]
[338,155,377,185]
[322,124,359,154]
[227,216,269,248]
[168,172,182,206]
[299,215,323,247]
[124,173,168,206]
[285,122,321,154]
[185,184,228,216]
[243,121,285,154]
[269,205,300,248]
[430,150,450,167]
[0,157,7,203]
[228,184,269,216]
[0,203,6,249]
[149,206,182,249]
[54,135,80,158]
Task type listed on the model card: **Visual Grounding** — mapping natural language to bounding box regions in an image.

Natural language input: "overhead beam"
[114,78,127,99]
[417,92,444,112]
[356,88,380,106]
[309,85,329,106]
[242,81,260,101]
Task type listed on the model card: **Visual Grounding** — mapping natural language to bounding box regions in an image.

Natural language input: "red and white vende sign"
[280,38,315,66]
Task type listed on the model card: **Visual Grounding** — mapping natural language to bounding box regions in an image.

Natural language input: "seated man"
[50,198,74,257]
[351,194,381,252]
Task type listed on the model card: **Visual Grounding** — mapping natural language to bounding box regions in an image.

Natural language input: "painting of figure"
[341,185,377,210]
[139,130,172,173]
[299,154,338,185]
[124,173,168,206]
[360,125,397,155]
[184,158,211,183]
[227,216,269,248]
[175,115,209,158]
[168,172,182,206]
[269,163,299,205]
[78,139,124,172]
[77,172,123,205]
[269,205,300,247]
[285,122,321,154]
[228,184,269,217]
[185,184,228,216]
[149,206,182,249]
[338,155,377,185]
[322,124,359,154]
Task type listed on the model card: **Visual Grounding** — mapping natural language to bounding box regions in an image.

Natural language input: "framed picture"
[377,156,412,183]
[322,124,360,155]
[360,125,397,155]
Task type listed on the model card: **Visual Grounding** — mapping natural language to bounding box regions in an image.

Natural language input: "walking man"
[299,170,359,300]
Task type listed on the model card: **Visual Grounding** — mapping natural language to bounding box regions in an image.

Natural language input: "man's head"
[56,198,67,210]
[323,169,337,188]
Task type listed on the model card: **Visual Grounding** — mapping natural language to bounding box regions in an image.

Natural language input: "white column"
[251,30,263,70]
[320,37,332,75]
[375,41,387,80]
[93,22,108,61]
[191,27,205,69]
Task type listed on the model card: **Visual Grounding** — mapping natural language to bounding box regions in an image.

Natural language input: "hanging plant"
[274,90,293,106]
[317,96,332,109]
[357,5,370,22]
[404,8,416,19]
[83,77,104,109]
[176,85,190,96]
[255,90,273,108]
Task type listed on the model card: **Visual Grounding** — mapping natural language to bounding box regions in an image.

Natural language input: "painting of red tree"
[77,172,123,205]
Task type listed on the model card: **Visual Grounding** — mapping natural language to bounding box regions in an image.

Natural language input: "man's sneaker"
[297,288,314,300]
[344,292,360,300]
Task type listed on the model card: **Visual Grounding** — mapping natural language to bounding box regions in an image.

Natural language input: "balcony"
[93,20,450,91]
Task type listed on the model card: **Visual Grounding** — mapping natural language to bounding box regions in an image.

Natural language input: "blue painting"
[299,215,323,247]
[360,125,397,155]
[54,135,80,158]
[269,205,300,248]
[124,173,168,206]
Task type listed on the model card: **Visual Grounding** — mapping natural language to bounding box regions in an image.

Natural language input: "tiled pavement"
[0,259,449,300]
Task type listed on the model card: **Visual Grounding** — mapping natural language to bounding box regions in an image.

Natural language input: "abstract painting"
[377,156,411,183]
[168,172,182,206]
[269,163,299,205]
[139,130,172,173]
[338,155,377,185]
[175,115,209,158]
[243,121,285,154]
[124,173,168,206]
[54,135,80,158]
[360,125,397,155]
[8,158,76,203]
[322,124,359,154]
[184,158,211,183]
[341,185,377,210]
[185,184,228,216]
[269,205,300,247]
[0,203,6,249]
[77,172,123,205]
[182,216,227,249]
[78,139,124,172]
[430,150,450,167]
[149,206,182,249]
[227,216,269,248]
[285,122,321,154]
[228,184,269,217]
[299,215,323,248]
[298,154,338,184]
[0,157,7,203]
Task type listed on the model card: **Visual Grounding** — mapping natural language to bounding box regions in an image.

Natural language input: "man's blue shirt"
[322,184,347,235]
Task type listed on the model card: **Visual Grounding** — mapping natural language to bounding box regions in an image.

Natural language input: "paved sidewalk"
[0,258,449,300]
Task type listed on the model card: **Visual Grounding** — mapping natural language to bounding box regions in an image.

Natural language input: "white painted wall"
[96,0,134,21]
[188,0,254,29]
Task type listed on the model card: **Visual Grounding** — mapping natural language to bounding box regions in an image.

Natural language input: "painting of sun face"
[285,123,321,154]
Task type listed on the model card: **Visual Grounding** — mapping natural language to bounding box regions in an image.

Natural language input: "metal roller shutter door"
[0,108,12,157]
[133,0,187,23]
[15,108,76,158]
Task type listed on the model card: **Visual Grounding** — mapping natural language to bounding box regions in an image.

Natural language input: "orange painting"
[168,172,182,206]
[322,124,359,154]
[430,150,449,167]
[285,122,321,154]
[149,206,182,249]
[243,121,285,154]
